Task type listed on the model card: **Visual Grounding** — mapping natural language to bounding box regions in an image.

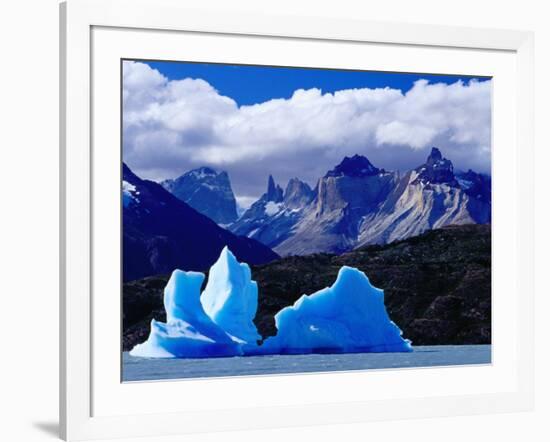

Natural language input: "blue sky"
[141,59,491,106]
[123,60,492,204]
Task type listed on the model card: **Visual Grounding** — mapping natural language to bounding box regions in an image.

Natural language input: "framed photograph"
[60,0,534,440]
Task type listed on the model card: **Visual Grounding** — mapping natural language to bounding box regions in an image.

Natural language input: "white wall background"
[0,1,547,441]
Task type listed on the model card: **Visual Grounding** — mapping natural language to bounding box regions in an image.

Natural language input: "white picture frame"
[60,0,534,440]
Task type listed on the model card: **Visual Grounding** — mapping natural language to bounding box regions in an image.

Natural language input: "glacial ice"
[130,249,411,359]
[130,270,242,358]
[201,247,261,344]
[256,266,412,355]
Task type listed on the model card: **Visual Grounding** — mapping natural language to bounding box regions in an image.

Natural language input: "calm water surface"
[122,345,491,382]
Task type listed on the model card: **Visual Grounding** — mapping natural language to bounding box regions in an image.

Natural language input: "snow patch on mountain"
[122,180,139,207]
[265,201,283,216]
[456,177,474,190]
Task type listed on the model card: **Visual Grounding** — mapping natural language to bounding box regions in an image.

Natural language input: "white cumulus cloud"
[122,61,491,199]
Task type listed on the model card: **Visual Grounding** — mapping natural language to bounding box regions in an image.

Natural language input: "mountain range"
[227,147,491,256]
[124,147,490,280]
[122,164,278,282]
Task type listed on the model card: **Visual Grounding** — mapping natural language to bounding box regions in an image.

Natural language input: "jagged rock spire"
[283,178,314,209]
[266,175,284,202]
[414,147,458,186]
[427,147,443,163]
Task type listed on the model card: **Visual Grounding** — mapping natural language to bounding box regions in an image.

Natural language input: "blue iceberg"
[201,247,261,344]
[130,249,411,359]
[257,266,412,354]
[130,270,242,358]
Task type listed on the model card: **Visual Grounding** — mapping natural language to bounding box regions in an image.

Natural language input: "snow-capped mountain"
[122,163,278,281]
[161,167,238,225]
[230,174,313,249]
[229,148,491,256]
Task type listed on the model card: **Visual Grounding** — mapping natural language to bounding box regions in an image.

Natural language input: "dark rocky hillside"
[123,163,278,282]
[123,224,491,351]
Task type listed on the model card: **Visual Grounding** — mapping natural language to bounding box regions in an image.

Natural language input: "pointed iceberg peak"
[201,247,261,343]
[163,270,206,323]
[265,174,284,202]
[413,147,458,186]
[130,268,242,358]
[217,245,238,265]
[325,154,381,178]
[259,265,412,354]
[334,265,377,289]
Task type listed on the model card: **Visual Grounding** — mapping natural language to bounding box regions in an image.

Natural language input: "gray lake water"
[122,345,491,382]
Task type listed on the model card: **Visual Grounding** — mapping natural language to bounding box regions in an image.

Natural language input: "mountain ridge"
[228,147,491,256]
[122,163,278,282]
